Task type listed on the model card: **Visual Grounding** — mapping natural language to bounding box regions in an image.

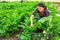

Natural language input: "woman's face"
[38,6,44,13]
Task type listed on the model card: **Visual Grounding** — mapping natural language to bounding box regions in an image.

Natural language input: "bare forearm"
[30,15,34,26]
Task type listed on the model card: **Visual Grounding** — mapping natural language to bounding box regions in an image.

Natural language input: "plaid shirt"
[32,9,49,18]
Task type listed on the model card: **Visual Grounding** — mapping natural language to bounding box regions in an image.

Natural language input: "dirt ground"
[55,2,60,11]
[0,29,22,40]
[0,37,18,40]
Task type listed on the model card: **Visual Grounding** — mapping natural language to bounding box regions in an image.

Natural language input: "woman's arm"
[30,15,34,27]
[30,9,38,27]
[45,9,50,17]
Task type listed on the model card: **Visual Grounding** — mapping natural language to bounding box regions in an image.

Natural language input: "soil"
[0,29,22,40]
[55,2,60,11]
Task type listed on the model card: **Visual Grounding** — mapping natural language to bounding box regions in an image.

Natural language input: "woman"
[30,3,52,40]
[30,3,49,27]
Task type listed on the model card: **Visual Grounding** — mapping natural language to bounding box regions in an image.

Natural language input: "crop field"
[0,1,60,40]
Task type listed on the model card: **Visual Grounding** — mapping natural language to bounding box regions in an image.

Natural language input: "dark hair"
[38,3,47,9]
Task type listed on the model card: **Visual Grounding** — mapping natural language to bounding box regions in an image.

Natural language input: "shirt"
[32,9,49,18]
